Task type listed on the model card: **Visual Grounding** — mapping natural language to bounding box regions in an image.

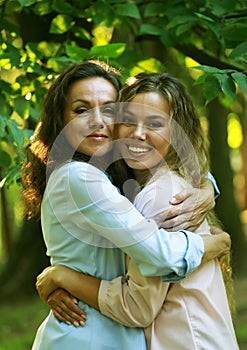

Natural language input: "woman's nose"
[89,108,105,129]
[133,124,146,140]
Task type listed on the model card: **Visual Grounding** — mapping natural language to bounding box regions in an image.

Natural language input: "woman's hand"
[36,266,60,304]
[201,230,231,264]
[158,180,215,231]
[48,288,87,327]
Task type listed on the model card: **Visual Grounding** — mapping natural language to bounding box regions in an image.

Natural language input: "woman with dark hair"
[35,72,238,349]
[23,62,230,349]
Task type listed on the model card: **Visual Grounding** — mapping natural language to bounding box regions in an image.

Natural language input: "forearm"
[99,258,168,328]
[50,265,100,310]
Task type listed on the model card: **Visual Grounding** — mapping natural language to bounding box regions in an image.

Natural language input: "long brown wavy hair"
[113,72,234,313]
[22,60,121,219]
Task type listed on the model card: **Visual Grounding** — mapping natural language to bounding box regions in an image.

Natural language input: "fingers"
[169,189,191,205]
[201,233,231,264]
[51,307,86,327]
[48,289,87,327]
[159,212,205,231]
[210,226,224,235]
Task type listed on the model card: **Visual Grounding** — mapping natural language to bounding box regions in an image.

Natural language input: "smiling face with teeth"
[118,92,171,170]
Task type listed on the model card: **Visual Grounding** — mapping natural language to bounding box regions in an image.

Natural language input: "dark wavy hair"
[22,60,122,219]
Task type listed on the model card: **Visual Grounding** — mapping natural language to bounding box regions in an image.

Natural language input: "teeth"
[128,146,149,153]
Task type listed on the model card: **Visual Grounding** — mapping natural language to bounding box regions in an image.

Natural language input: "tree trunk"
[207,99,247,275]
[0,218,49,297]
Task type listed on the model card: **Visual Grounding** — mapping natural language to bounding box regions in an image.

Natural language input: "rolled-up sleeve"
[98,257,169,327]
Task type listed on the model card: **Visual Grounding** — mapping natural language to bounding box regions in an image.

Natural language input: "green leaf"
[160,31,175,47]
[176,22,196,36]
[144,2,166,17]
[194,12,214,23]
[216,74,236,100]
[131,58,164,75]
[193,65,234,74]
[232,72,247,94]
[0,80,13,96]
[140,24,164,36]
[90,43,126,59]
[0,150,12,168]
[3,165,22,187]
[37,41,61,58]
[210,0,236,16]
[50,14,75,34]
[0,95,13,118]
[1,44,21,68]
[33,0,52,16]
[203,75,221,105]
[51,0,75,14]
[229,42,247,59]
[47,56,76,72]
[18,0,37,7]
[28,106,41,122]
[193,73,209,86]
[73,26,91,41]
[65,45,90,61]
[222,24,247,42]
[6,120,24,148]
[26,43,43,61]
[115,3,140,19]
[167,15,197,29]
[0,116,7,137]
[14,97,30,119]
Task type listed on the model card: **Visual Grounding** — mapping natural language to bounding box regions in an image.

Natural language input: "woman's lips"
[87,133,108,141]
[126,144,152,157]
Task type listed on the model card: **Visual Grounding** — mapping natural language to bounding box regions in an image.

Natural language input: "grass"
[0,296,49,350]
[0,277,247,350]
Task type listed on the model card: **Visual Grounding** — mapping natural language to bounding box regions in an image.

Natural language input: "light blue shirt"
[32,161,204,350]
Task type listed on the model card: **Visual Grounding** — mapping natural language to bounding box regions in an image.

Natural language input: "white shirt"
[99,167,239,350]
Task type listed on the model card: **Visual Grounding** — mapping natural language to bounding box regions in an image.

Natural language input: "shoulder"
[52,161,109,182]
[147,167,191,195]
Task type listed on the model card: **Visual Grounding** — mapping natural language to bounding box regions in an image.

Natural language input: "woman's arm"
[36,258,168,328]
[38,169,230,328]
[36,265,100,309]
[48,162,205,281]
[159,179,216,231]
[98,256,169,327]
[37,228,230,327]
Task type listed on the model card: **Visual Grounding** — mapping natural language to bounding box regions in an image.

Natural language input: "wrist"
[52,265,66,288]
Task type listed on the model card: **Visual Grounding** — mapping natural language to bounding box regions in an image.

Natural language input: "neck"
[133,168,153,188]
[133,160,165,188]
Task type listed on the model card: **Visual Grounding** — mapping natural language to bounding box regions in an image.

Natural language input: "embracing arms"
[37,169,229,327]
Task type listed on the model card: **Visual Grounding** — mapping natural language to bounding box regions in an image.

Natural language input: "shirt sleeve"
[98,256,169,327]
[47,162,204,281]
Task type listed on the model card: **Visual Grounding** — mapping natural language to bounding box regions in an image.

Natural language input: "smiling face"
[63,77,117,157]
[118,92,171,170]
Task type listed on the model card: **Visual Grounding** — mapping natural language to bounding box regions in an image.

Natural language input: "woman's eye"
[120,116,135,126]
[147,121,163,129]
[101,107,115,118]
[75,107,88,115]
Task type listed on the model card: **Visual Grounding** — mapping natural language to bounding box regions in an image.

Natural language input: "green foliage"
[0,0,246,185]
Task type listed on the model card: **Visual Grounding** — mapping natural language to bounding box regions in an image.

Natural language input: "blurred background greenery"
[0,0,247,348]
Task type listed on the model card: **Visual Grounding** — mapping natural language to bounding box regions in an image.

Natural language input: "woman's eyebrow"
[72,99,116,105]
[145,114,169,120]
[122,107,135,116]
[72,99,89,105]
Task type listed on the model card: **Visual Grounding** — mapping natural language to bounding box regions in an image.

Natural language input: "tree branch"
[175,43,241,71]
